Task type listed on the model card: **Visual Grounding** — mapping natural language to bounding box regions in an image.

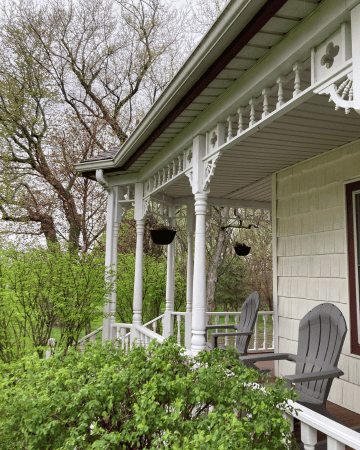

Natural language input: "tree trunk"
[206,226,226,322]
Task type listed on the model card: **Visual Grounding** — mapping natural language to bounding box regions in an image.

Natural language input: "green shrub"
[0,338,298,449]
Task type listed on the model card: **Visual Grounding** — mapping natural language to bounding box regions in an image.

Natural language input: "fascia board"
[75,159,116,172]
[111,0,268,168]
[137,0,352,182]
[106,173,139,186]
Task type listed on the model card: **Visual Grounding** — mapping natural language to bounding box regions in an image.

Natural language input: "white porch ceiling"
[159,93,360,203]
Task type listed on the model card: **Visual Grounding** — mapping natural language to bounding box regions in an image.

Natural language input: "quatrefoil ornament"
[210,131,217,148]
[321,42,340,69]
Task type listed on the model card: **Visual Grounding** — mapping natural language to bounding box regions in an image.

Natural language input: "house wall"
[276,137,360,414]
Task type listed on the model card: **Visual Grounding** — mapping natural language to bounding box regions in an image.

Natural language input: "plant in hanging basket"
[234,242,251,256]
[150,224,177,245]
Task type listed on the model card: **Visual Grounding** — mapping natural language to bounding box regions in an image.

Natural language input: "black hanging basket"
[150,229,176,245]
[234,244,251,256]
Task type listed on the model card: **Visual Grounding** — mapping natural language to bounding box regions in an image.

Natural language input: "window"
[346,180,360,356]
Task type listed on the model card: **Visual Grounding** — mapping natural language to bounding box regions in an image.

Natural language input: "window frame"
[346,179,360,356]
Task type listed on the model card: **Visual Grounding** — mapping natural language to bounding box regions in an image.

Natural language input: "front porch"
[73,0,360,447]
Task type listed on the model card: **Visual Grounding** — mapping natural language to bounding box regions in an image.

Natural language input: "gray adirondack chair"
[206,291,260,355]
[241,303,347,422]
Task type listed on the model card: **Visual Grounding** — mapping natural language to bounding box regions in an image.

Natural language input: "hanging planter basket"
[150,228,176,245]
[234,243,251,256]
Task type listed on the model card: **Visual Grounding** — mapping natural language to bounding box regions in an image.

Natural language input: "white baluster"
[237,106,244,134]
[271,314,274,349]
[235,314,239,326]
[168,164,172,181]
[327,437,345,450]
[249,98,256,126]
[227,115,233,141]
[262,87,270,118]
[173,160,176,176]
[215,314,219,334]
[225,314,229,346]
[301,422,317,450]
[276,76,285,108]
[152,320,157,333]
[162,168,166,185]
[120,328,126,350]
[263,314,268,350]
[254,320,259,351]
[177,315,182,345]
[293,62,303,97]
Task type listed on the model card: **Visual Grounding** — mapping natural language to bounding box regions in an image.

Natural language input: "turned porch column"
[163,205,176,338]
[191,192,208,352]
[185,202,195,349]
[96,171,126,341]
[102,186,115,341]
[131,182,147,343]
[187,134,210,354]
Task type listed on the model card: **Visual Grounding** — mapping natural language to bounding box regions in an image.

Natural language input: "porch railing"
[171,311,186,345]
[206,311,274,352]
[143,314,165,335]
[78,326,104,351]
[135,324,165,348]
[286,400,360,450]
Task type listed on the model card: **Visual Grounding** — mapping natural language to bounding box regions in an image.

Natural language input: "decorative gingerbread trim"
[203,154,220,191]
[321,72,354,114]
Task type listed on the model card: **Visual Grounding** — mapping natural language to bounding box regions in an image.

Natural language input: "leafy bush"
[0,244,112,366]
[0,338,298,449]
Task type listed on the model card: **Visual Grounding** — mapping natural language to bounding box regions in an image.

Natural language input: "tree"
[241,222,273,310]
[0,0,185,249]
[0,338,299,449]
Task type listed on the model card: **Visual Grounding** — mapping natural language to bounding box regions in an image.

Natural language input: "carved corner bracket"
[320,72,356,114]
[142,197,150,218]
[185,170,194,189]
[203,154,221,191]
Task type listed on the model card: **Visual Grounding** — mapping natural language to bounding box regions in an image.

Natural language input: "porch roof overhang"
[75,0,360,209]
[75,0,324,174]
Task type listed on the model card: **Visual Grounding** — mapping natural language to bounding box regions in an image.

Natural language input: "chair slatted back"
[236,291,260,355]
[295,303,347,402]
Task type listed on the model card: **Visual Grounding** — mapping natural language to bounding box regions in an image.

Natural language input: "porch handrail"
[287,399,360,449]
[143,314,165,327]
[77,326,103,344]
[77,326,104,351]
[111,323,132,350]
[135,324,165,347]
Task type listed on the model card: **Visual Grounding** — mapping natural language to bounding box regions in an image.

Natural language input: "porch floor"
[256,360,360,450]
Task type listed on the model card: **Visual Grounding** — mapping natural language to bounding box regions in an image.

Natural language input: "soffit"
[158,93,360,203]
[83,0,322,176]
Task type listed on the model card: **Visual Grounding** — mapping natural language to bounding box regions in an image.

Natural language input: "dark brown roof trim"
[105,0,290,174]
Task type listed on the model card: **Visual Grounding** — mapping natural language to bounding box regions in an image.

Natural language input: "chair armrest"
[240,353,297,364]
[205,325,236,332]
[284,368,344,384]
[212,331,253,348]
